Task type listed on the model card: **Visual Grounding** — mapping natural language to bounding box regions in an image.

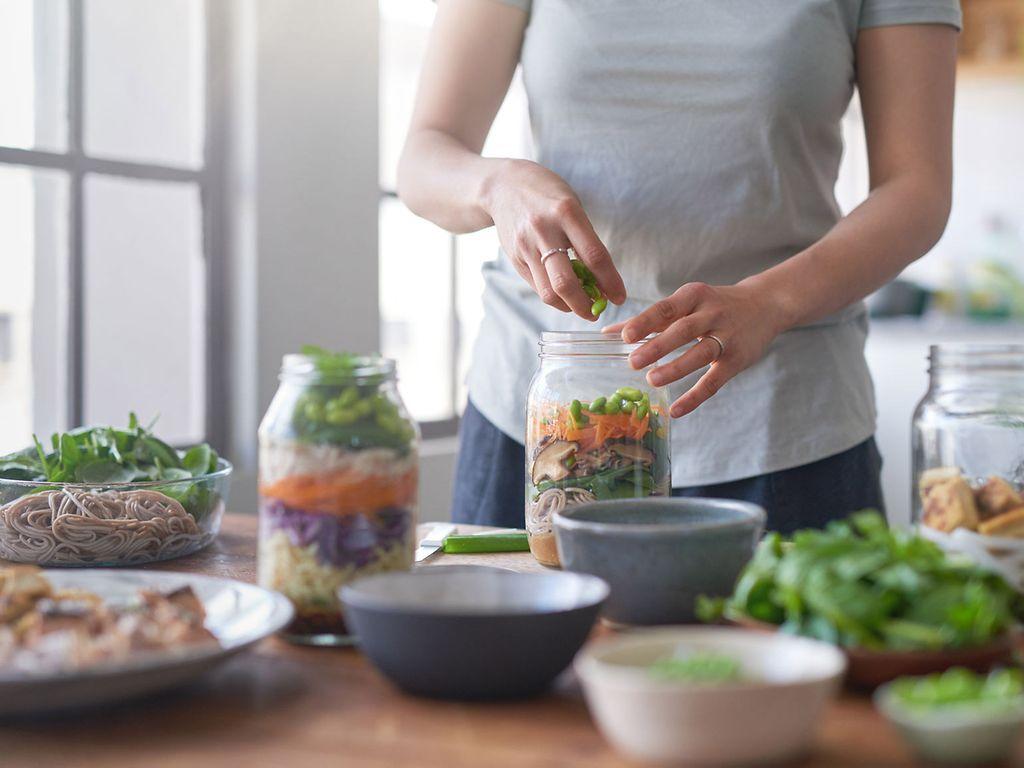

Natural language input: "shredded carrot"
[533,406,656,453]
[260,467,417,515]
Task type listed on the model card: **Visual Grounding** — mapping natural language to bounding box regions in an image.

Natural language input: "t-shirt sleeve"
[859,0,962,30]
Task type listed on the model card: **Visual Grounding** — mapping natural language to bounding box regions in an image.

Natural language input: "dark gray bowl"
[340,569,608,700]
[553,498,765,626]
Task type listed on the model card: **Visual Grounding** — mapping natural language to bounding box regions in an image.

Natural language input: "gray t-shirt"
[467,0,962,486]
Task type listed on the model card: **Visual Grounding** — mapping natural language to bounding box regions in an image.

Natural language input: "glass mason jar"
[912,344,1024,529]
[258,353,419,645]
[526,332,672,567]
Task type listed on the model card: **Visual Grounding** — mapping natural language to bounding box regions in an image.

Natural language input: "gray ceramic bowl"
[554,498,765,625]
[340,568,609,700]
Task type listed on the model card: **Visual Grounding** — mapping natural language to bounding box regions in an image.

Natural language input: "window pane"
[380,197,454,423]
[0,166,69,454]
[83,176,205,443]
[0,0,68,151]
[379,0,434,191]
[83,0,205,168]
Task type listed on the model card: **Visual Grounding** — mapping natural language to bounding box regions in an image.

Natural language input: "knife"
[414,523,458,562]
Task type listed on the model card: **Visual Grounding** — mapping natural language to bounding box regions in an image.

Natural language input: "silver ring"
[540,246,573,265]
[699,334,726,360]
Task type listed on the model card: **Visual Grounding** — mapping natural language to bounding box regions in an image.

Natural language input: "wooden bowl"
[729,615,1016,689]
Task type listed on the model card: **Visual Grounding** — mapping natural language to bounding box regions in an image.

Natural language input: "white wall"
[225,0,380,513]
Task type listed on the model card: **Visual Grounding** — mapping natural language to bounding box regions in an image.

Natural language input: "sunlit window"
[378,0,530,432]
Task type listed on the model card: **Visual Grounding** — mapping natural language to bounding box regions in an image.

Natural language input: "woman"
[398,0,960,531]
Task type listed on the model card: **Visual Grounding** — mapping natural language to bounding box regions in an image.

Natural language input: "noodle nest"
[0,489,211,565]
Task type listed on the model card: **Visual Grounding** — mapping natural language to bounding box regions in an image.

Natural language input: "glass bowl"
[0,459,232,566]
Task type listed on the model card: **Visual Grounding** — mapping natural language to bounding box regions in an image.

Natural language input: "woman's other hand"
[605,282,791,418]
[483,159,626,319]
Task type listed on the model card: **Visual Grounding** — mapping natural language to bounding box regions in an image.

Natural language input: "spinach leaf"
[705,510,1024,651]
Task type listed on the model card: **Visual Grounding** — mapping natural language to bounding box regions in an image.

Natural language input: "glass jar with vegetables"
[913,345,1024,536]
[525,332,671,567]
[258,346,418,645]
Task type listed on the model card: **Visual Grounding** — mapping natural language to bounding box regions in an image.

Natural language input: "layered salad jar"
[258,347,418,645]
[526,332,671,567]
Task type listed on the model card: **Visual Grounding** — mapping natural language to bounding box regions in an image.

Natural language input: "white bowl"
[875,683,1024,764]
[575,627,846,765]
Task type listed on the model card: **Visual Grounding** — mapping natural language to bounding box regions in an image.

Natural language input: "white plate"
[0,569,294,716]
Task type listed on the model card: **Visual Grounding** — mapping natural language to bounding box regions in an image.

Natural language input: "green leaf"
[59,433,82,473]
[182,444,213,477]
[75,460,138,484]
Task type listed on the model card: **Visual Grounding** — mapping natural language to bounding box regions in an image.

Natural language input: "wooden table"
[0,514,997,767]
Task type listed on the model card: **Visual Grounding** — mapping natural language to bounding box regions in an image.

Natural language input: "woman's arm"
[615,24,957,418]
[397,0,626,320]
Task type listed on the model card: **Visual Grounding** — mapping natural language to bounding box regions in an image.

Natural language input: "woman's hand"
[483,159,627,320]
[606,281,792,418]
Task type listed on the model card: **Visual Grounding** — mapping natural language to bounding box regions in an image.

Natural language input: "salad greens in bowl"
[875,668,1024,764]
[699,511,1024,687]
[0,414,231,566]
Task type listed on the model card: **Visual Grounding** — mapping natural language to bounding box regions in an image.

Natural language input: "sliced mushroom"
[531,440,578,485]
[610,443,655,466]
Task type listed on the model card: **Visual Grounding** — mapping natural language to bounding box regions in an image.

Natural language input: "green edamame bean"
[604,398,621,415]
[636,404,649,419]
[326,408,357,426]
[583,283,600,300]
[303,401,326,422]
[590,396,607,412]
[571,260,589,280]
[591,298,608,318]
[353,399,374,418]
[338,386,359,408]
[570,399,583,420]
[616,387,644,402]
[621,401,635,414]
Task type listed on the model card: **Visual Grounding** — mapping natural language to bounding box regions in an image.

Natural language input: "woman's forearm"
[745,171,951,332]
[398,129,505,234]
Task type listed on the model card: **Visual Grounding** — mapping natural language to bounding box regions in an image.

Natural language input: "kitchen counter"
[0,513,1011,767]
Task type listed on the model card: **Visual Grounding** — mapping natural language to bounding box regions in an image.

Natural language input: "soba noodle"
[0,489,210,565]
[529,487,597,533]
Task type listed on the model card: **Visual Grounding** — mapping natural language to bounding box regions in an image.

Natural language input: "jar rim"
[539,331,656,358]
[280,353,396,383]
[929,343,1024,372]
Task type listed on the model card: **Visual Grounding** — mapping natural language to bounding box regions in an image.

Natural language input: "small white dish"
[875,683,1024,764]
[575,627,846,766]
[0,569,293,716]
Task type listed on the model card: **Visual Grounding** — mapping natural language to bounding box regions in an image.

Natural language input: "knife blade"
[414,523,457,562]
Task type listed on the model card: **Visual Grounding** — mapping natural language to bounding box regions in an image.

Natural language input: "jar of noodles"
[526,332,671,567]
[258,347,418,645]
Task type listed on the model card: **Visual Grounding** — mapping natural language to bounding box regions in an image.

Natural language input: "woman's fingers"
[539,245,600,320]
[524,252,570,312]
[560,204,626,305]
[628,313,712,370]
[670,361,735,418]
[620,283,707,343]
[647,335,723,388]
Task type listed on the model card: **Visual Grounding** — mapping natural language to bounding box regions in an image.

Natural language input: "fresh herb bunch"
[889,668,1024,713]
[290,345,415,452]
[0,414,222,521]
[698,511,1024,651]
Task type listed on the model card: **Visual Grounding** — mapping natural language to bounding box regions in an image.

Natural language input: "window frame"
[0,0,228,449]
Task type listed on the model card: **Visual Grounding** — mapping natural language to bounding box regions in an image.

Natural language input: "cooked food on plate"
[0,565,217,674]
[526,387,670,565]
[0,414,228,565]
[700,511,1024,651]
[920,467,1024,537]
